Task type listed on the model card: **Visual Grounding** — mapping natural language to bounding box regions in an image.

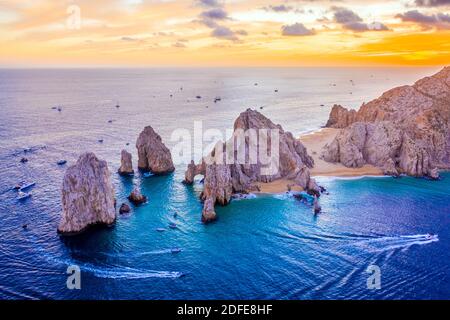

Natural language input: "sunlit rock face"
[322,67,450,178]
[185,108,318,222]
[136,126,175,174]
[58,152,116,235]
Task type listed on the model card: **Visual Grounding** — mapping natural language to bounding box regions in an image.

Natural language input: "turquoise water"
[0,68,449,299]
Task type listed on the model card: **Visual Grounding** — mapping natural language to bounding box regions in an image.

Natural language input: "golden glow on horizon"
[0,0,449,67]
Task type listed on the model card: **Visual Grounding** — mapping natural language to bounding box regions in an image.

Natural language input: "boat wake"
[354,234,439,253]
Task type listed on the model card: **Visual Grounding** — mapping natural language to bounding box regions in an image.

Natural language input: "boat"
[171,248,182,254]
[143,172,154,178]
[156,228,166,232]
[57,160,67,165]
[19,182,35,191]
[169,223,177,229]
[17,191,31,200]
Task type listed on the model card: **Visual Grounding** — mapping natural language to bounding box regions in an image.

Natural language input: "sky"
[0,0,449,67]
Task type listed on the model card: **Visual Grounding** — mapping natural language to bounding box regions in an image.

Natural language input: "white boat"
[19,182,35,191]
[143,172,154,178]
[17,191,31,200]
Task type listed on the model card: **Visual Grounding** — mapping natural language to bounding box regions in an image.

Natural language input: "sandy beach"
[257,128,383,193]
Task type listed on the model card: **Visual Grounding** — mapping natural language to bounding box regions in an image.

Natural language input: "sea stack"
[136,126,175,174]
[118,149,134,175]
[58,152,116,235]
[321,67,450,179]
[185,108,320,222]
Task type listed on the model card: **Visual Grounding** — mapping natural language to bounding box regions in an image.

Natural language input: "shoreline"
[256,127,383,194]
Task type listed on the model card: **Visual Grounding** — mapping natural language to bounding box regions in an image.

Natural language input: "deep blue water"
[0,68,449,299]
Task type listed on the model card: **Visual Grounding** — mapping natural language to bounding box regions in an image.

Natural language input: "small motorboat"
[57,106,62,112]
[425,234,436,240]
[57,160,67,165]
[20,157,28,163]
[17,191,31,200]
[19,182,35,191]
[173,212,178,218]
[143,172,154,178]
[156,228,166,232]
[196,95,202,99]
[169,223,177,229]
[171,248,182,254]
[98,139,104,143]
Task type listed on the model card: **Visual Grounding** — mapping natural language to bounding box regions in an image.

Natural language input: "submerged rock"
[128,189,147,205]
[185,108,317,222]
[119,203,131,214]
[58,152,116,235]
[118,149,134,175]
[136,126,175,174]
[322,67,450,179]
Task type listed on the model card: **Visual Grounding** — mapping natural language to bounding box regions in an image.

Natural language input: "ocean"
[0,67,449,299]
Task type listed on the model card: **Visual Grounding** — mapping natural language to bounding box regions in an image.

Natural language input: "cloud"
[415,0,450,7]
[172,42,186,48]
[396,10,450,28]
[196,0,223,7]
[121,36,138,41]
[281,23,315,36]
[332,7,363,24]
[396,10,438,23]
[211,25,238,40]
[263,5,294,12]
[332,7,390,32]
[200,8,228,20]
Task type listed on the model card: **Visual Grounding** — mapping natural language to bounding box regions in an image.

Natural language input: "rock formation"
[58,152,116,235]
[118,149,134,175]
[128,189,147,205]
[322,67,450,178]
[119,203,131,214]
[136,126,175,174]
[185,108,319,222]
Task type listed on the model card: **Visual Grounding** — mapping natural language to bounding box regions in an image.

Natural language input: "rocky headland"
[58,152,116,235]
[321,67,450,179]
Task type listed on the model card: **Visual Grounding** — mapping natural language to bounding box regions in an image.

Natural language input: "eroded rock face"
[323,67,450,178]
[185,109,318,222]
[136,126,175,174]
[118,149,134,175]
[58,152,116,235]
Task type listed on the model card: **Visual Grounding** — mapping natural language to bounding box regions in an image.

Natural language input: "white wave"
[355,234,439,253]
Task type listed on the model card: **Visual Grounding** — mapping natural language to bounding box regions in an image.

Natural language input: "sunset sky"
[1,0,449,67]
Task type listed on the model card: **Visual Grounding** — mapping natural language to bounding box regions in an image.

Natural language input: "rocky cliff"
[322,67,450,178]
[185,109,319,222]
[136,126,175,174]
[58,152,116,235]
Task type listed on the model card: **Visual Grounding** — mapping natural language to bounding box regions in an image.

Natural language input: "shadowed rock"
[322,67,450,178]
[136,126,175,174]
[58,152,116,235]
